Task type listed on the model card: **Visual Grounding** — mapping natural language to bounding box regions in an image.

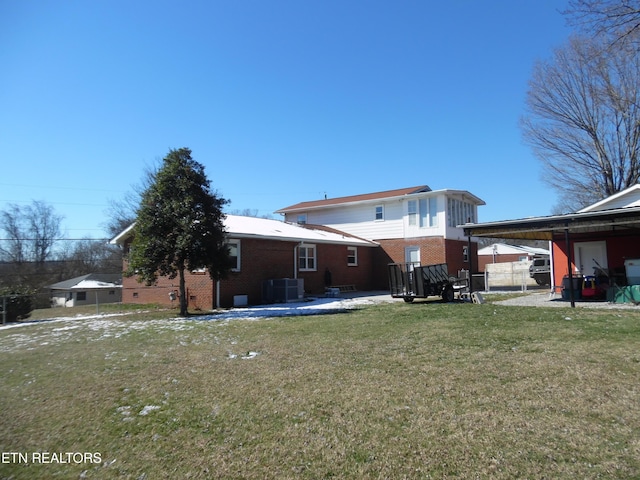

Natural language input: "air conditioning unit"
[262,278,304,304]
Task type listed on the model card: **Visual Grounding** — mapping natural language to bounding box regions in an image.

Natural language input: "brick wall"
[218,238,295,307]
[373,237,477,288]
[298,243,376,293]
[122,270,214,311]
[122,237,377,309]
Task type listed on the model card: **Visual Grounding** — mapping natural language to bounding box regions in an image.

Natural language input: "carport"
[462,206,640,307]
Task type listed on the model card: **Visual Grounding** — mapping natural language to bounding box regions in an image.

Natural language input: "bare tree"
[0,201,64,265]
[565,0,640,46]
[521,35,640,212]
[227,208,274,219]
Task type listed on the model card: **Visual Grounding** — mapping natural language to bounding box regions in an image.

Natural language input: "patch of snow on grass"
[139,405,161,416]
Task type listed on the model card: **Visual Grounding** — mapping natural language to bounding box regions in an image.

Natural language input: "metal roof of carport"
[461,206,640,240]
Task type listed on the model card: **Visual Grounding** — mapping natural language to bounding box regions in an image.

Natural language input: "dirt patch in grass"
[1,302,639,478]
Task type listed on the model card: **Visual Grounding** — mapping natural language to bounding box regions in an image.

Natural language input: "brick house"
[111,215,378,309]
[276,185,485,289]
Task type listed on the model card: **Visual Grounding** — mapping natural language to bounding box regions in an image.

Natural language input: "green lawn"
[1,301,639,479]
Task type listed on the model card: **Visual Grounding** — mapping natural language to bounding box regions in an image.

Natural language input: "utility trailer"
[388,263,466,303]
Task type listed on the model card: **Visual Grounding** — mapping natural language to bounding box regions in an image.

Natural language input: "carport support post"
[565,226,575,308]
[467,235,474,294]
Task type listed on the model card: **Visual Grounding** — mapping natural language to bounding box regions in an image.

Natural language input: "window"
[76,292,86,301]
[405,246,420,267]
[428,197,438,227]
[407,201,417,226]
[375,205,384,221]
[408,198,438,228]
[228,240,240,271]
[419,199,428,227]
[448,198,476,227]
[347,246,358,266]
[299,244,316,271]
[297,214,307,225]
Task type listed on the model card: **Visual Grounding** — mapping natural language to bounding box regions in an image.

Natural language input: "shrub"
[0,287,34,323]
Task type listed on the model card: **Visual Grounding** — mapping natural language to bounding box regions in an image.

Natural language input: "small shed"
[49,273,122,307]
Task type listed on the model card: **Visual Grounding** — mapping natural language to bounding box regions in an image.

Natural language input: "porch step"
[332,285,356,293]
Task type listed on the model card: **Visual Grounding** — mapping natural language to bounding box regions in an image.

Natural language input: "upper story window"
[299,244,316,271]
[297,214,307,225]
[408,201,417,225]
[347,246,358,266]
[447,198,476,227]
[375,205,384,221]
[408,198,438,227]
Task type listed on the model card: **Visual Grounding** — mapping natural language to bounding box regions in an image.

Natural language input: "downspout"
[215,280,220,309]
[294,243,299,279]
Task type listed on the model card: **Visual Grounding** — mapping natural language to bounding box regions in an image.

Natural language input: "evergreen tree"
[126,148,230,316]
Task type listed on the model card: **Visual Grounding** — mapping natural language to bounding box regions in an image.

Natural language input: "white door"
[405,247,420,267]
[574,241,607,276]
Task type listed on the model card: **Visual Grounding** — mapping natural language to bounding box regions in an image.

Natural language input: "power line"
[0,238,111,242]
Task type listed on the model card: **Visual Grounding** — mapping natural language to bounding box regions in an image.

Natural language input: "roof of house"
[578,184,640,212]
[49,273,122,290]
[110,215,379,247]
[463,206,640,240]
[463,184,640,240]
[275,185,485,213]
[477,243,549,256]
[224,215,378,246]
[275,185,432,213]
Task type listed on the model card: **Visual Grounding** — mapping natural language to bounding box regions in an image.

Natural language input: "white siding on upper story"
[403,195,447,239]
[283,190,482,241]
[301,199,405,240]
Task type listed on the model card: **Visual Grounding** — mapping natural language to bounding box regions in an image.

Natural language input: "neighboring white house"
[477,243,549,271]
[276,185,485,282]
[49,273,122,307]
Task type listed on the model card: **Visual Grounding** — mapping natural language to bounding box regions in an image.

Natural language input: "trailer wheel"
[442,286,454,303]
[403,297,414,303]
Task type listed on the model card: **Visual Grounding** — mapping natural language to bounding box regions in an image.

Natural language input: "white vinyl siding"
[283,192,476,240]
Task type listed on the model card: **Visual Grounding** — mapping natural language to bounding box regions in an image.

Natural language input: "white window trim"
[299,243,317,271]
[347,246,358,266]
[375,205,384,221]
[407,200,417,226]
[228,239,241,272]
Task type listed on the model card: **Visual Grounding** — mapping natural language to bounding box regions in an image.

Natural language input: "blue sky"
[0,0,571,239]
